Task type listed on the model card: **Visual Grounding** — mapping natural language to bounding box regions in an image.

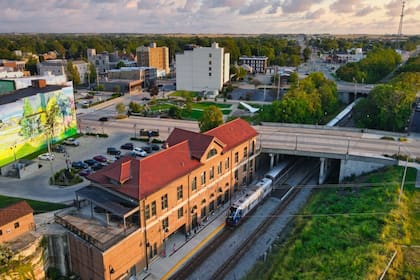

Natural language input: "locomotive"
[226,160,291,226]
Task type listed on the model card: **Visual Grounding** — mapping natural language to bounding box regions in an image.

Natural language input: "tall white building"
[176,42,230,93]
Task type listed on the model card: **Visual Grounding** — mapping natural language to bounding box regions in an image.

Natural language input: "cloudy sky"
[0,0,419,34]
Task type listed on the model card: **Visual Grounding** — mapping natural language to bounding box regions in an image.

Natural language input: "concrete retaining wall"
[339,159,394,182]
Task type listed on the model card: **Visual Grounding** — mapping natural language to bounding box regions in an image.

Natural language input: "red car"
[93,155,108,163]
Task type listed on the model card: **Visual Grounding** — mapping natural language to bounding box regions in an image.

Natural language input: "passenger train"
[226,160,291,226]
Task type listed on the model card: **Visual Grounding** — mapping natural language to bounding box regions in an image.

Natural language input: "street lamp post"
[398,156,409,204]
[10,144,17,164]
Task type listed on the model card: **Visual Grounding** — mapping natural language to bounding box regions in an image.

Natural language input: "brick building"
[136,42,170,77]
[0,201,35,243]
[55,118,259,280]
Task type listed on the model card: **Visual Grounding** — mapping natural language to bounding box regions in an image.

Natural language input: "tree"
[88,63,96,84]
[67,61,80,87]
[115,102,126,116]
[128,102,143,113]
[168,106,181,119]
[199,105,223,132]
[149,84,159,97]
[116,61,126,69]
[303,47,312,61]
[25,57,38,75]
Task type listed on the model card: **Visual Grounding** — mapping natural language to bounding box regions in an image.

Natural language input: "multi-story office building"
[176,42,230,93]
[136,43,170,77]
[238,56,268,73]
[55,118,258,280]
[87,48,110,75]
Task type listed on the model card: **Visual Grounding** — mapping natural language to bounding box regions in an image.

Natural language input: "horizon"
[0,1,419,35]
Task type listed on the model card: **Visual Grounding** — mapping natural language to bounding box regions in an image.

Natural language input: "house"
[0,201,35,243]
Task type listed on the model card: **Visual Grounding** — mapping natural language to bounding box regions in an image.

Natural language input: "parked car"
[133,147,147,157]
[120,142,134,150]
[79,168,93,177]
[52,145,66,153]
[151,144,160,151]
[93,155,108,163]
[38,153,55,161]
[63,138,80,146]
[107,147,121,156]
[98,117,108,122]
[416,104,420,112]
[91,163,105,171]
[84,159,98,166]
[142,146,152,153]
[72,161,88,169]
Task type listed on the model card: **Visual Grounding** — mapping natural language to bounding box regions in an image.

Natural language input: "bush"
[50,168,83,186]
[381,136,395,141]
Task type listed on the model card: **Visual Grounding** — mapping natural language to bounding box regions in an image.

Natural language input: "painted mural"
[0,86,77,167]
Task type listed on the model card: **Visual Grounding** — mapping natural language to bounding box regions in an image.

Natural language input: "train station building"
[54,118,259,280]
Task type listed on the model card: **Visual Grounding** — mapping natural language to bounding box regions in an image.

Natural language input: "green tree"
[199,105,223,132]
[168,106,181,119]
[67,61,80,87]
[116,61,126,69]
[25,57,38,75]
[88,63,96,84]
[128,102,143,113]
[149,84,159,97]
[115,102,126,116]
[303,47,312,61]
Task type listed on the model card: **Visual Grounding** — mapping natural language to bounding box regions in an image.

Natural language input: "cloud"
[281,0,322,14]
[330,0,361,14]
[354,5,375,17]
[208,0,243,10]
[305,8,325,20]
[385,0,403,17]
[239,0,270,15]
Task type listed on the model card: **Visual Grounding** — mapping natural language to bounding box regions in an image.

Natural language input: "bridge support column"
[269,153,275,169]
[318,158,327,184]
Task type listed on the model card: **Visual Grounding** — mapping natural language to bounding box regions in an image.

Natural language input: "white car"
[133,147,147,157]
[63,138,80,146]
[38,153,55,161]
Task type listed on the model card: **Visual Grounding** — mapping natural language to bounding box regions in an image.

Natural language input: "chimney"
[31,79,47,88]
[119,160,132,184]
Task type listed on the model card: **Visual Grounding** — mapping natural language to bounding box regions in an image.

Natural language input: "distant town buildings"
[55,118,258,280]
[136,42,170,77]
[176,42,230,94]
[37,59,67,76]
[238,56,268,73]
[72,60,88,84]
[324,48,365,64]
[87,48,110,75]
[108,66,157,88]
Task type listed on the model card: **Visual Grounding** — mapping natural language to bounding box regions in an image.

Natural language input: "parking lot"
[0,130,159,203]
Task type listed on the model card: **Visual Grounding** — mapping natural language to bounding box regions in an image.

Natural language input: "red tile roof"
[166,128,224,159]
[0,201,33,226]
[88,141,201,199]
[205,118,258,151]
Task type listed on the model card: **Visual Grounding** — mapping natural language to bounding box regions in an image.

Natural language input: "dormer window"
[207,148,217,159]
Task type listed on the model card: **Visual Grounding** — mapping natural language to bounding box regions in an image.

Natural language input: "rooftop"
[0,84,65,105]
[0,201,33,226]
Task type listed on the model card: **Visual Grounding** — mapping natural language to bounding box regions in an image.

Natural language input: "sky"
[0,0,419,35]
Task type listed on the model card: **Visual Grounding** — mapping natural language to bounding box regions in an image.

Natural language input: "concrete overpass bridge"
[255,123,419,183]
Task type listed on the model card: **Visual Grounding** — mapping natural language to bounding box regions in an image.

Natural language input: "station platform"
[137,203,230,280]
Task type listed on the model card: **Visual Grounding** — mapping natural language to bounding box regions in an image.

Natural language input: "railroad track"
[169,160,316,280]
[211,165,318,280]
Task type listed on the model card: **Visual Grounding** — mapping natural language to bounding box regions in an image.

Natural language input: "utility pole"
[397,1,406,50]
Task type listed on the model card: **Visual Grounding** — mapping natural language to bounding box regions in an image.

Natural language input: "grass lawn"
[193,101,231,109]
[0,195,68,214]
[245,166,419,280]
[149,103,174,111]
[169,91,198,98]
